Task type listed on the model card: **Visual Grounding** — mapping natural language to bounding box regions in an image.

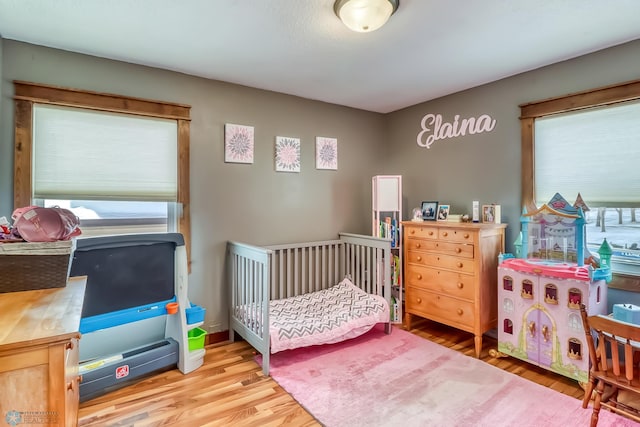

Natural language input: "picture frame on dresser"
[421,201,438,221]
[482,204,501,223]
[437,204,450,221]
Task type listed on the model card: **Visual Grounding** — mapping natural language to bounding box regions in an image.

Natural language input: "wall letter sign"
[417,113,497,149]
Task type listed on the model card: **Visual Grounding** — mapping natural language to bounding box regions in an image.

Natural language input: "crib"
[227,232,392,375]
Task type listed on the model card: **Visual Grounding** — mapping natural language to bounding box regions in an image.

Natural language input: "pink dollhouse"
[496,193,612,383]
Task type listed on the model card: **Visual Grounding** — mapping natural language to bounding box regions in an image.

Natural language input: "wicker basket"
[0,240,75,293]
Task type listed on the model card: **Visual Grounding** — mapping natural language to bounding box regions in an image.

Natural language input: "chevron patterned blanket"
[269,278,389,353]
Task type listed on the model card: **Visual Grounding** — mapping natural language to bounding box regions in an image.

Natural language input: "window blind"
[534,99,640,207]
[33,104,178,202]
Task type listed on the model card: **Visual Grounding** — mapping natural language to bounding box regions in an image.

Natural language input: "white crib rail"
[227,241,271,363]
[340,232,391,301]
[266,239,343,300]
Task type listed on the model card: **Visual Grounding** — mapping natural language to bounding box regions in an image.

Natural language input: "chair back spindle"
[580,304,640,426]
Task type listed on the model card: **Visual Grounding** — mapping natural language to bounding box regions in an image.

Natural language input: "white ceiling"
[1,0,640,113]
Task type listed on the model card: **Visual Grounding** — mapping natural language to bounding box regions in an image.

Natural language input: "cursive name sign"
[417,113,497,149]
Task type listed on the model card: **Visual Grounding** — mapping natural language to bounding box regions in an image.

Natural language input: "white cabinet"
[372,175,402,323]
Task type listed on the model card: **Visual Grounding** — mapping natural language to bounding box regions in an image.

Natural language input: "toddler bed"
[227,232,392,375]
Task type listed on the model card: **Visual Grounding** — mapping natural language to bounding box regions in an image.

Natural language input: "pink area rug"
[257,324,635,427]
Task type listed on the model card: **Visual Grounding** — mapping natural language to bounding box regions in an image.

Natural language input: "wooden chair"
[580,304,640,426]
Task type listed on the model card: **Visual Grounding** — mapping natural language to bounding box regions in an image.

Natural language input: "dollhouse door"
[525,309,553,367]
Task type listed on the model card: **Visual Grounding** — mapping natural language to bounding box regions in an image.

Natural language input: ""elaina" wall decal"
[416,113,497,149]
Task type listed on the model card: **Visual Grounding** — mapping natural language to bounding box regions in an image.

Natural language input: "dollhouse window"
[568,313,582,331]
[521,280,534,299]
[503,298,514,313]
[503,319,514,335]
[567,338,582,360]
[503,276,513,291]
[568,288,582,309]
[544,284,559,305]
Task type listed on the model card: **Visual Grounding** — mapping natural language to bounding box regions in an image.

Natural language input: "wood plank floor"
[78,319,584,426]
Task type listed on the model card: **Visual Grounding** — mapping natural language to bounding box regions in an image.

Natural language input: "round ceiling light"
[334,0,399,33]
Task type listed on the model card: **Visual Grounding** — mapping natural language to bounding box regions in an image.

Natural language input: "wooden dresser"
[402,221,505,357]
[0,278,86,426]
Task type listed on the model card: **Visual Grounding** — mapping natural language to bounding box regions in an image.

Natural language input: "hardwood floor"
[78,319,584,426]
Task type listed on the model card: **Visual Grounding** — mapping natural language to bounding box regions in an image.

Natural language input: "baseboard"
[205,330,230,346]
[484,328,498,339]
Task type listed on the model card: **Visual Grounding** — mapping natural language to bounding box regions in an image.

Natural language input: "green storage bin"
[187,327,206,351]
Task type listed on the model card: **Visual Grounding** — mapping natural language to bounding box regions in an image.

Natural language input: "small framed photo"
[482,204,501,223]
[421,201,438,221]
[437,204,450,221]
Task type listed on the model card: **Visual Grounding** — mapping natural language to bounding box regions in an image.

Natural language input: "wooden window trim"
[520,78,640,293]
[13,81,192,267]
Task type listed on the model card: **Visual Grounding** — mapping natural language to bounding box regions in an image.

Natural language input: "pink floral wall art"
[316,137,338,170]
[275,136,301,172]
[225,123,254,164]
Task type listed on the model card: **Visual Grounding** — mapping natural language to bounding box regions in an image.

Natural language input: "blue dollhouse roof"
[523,193,582,219]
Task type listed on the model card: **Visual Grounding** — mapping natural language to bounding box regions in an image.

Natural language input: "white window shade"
[33,104,178,202]
[534,100,640,207]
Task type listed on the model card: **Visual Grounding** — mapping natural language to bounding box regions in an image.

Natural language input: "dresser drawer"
[406,287,474,328]
[405,238,473,258]
[406,251,475,274]
[405,266,474,300]
[405,226,438,239]
[438,228,476,244]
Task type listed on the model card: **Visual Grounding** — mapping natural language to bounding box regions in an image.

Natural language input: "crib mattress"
[269,278,389,353]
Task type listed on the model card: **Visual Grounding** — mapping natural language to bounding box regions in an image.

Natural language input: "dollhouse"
[496,193,612,383]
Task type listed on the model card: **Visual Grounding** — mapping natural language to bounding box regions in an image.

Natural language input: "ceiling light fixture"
[334,0,399,33]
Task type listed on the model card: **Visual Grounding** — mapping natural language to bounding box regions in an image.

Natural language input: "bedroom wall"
[385,39,640,307]
[0,40,386,333]
[1,38,639,332]
[386,39,640,252]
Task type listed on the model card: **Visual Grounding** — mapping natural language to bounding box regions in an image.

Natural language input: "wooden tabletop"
[0,277,86,351]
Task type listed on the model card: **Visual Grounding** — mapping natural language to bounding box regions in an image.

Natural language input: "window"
[568,288,582,309]
[521,79,640,290]
[544,284,558,305]
[521,279,534,299]
[503,318,513,335]
[567,338,582,360]
[13,81,192,262]
[503,276,513,291]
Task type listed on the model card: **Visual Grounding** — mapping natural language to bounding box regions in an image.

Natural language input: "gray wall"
[1,38,639,331]
[387,39,640,253]
[0,40,386,332]
[386,39,640,308]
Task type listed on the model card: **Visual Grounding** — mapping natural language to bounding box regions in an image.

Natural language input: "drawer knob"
[457,262,463,268]
[464,233,470,239]
[417,256,422,261]
[417,274,422,280]
[411,229,415,234]
[428,231,434,236]
[65,341,74,350]
[457,309,463,315]
[457,282,464,289]
[417,298,422,303]
[443,232,448,237]
[416,243,421,248]
[67,381,74,391]
[455,248,462,253]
